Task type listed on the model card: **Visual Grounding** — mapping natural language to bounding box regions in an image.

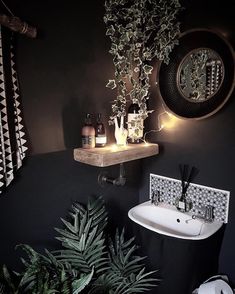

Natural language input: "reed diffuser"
[175,164,199,212]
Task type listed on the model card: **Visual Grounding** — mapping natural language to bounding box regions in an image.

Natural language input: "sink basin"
[128,201,223,240]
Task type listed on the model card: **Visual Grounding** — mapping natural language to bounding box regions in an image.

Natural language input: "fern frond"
[55,197,109,274]
[114,268,159,294]
[88,272,122,294]
[72,268,94,294]
[0,196,158,294]
[104,228,158,293]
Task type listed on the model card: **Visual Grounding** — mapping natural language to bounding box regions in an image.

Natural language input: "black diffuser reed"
[177,164,199,212]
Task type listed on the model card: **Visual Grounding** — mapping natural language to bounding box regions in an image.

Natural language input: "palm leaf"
[1,265,18,293]
[11,244,93,294]
[72,268,94,294]
[88,227,158,293]
[0,195,158,294]
[0,284,6,294]
[54,196,109,274]
[88,272,122,294]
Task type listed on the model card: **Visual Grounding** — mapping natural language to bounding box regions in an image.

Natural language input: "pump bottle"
[81,113,95,148]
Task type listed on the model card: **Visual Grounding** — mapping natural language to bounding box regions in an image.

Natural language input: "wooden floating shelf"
[74,143,159,167]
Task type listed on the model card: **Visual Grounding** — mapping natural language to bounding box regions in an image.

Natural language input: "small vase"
[114,116,128,146]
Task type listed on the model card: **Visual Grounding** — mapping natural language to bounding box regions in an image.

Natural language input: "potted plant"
[0,196,158,293]
[104,0,182,142]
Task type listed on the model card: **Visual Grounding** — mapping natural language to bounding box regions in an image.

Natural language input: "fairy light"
[143,104,178,143]
[111,144,118,151]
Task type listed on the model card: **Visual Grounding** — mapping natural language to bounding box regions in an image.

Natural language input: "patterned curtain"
[0,25,28,193]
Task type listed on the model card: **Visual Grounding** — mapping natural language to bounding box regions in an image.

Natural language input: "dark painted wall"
[0,0,234,291]
[0,0,141,271]
[0,150,141,270]
[15,0,114,154]
[140,0,235,286]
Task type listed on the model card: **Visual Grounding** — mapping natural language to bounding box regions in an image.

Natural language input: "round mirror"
[177,48,224,102]
[158,29,235,119]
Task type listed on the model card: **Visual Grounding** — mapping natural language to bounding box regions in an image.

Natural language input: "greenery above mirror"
[104,0,182,124]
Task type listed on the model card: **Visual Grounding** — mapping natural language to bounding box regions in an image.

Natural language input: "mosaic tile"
[149,174,230,223]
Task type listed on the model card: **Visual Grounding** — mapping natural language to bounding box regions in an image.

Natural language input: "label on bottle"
[178,201,185,210]
[95,135,107,145]
[82,135,95,148]
[127,113,143,139]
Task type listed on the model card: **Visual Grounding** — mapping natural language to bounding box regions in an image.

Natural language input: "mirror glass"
[177,48,224,102]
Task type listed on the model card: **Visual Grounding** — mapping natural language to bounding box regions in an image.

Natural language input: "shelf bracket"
[98,163,126,187]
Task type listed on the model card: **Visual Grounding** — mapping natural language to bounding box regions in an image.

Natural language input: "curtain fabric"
[0,25,27,193]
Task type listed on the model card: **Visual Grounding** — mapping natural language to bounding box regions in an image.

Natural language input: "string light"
[143,104,178,143]
[0,0,14,16]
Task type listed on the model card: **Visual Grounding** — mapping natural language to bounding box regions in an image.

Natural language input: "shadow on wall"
[62,97,83,149]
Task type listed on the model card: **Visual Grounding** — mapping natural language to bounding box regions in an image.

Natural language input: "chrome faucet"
[191,205,214,223]
[151,190,160,206]
[204,205,214,222]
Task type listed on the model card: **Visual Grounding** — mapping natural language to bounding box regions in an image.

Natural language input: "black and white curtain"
[0,25,28,193]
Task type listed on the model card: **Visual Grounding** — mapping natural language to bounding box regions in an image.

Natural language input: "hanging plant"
[104,0,182,124]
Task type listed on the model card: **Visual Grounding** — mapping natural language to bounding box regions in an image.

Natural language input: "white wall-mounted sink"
[128,201,223,240]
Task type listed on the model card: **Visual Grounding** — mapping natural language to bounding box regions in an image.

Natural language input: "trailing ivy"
[104,0,182,123]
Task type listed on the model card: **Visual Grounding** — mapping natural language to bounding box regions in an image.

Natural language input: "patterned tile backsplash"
[150,174,230,223]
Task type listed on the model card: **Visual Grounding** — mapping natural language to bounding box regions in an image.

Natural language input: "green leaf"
[143,64,153,75]
[2,265,16,292]
[106,79,117,89]
[60,217,79,234]
[55,228,79,240]
[1,196,158,294]
[72,268,94,294]
[106,25,115,36]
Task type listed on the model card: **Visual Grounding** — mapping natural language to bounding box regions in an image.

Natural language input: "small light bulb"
[166,111,173,117]
[111,144,118,151]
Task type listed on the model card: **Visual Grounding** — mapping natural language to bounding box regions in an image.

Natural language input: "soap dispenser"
[81,113,95,149]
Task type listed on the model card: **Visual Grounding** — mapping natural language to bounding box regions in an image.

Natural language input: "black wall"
[140,0,235,285]
[0,0,141,270]
[0,150,141,270]
[0,0,234,290]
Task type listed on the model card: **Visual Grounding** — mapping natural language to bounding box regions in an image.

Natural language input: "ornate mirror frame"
[158,29,235,119]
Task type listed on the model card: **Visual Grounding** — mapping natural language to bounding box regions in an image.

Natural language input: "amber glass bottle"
[95,113,107,147]
[81,113,95,148]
